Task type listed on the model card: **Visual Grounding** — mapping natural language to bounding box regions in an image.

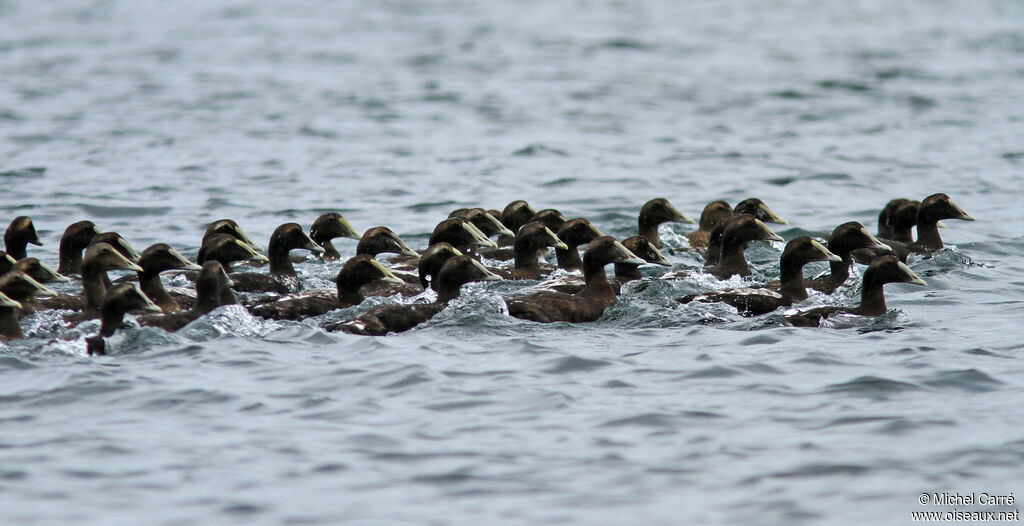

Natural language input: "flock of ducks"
[0,193,975,354]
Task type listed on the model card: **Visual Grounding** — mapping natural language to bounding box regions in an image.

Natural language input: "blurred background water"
[2,0,1023,524]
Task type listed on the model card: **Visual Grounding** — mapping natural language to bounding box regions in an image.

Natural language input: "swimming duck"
[202,219,264,252]
[139,261,237,332]
[448,208,515,240]
[130,244,203,313]
[496,200,537,247]
[637,198,694,248]
[681,237,841,316]
[57,220,101,275]
[874,198,914,240]
[554,218,604,271]
[704,198,788,264]
[250,255,404,320]
[36,243,143,315]
[328,255,503,335]
[0,271,58,315]
[3,216,42,260]
[356,227,419,259]
[85,284,161,356]
[808,222,891,294]
[784,256,926,327]
[707,215,784,280]
[359,242,465,298]
[309,212,361,261]
[5,257,70,284]
[506,236,645,323]
[613,236,672,283]
[687,200,733,248]
[429,218,499,253]
[229,223,324,294]
[197,234,269,273]
[499,222,567,280]
[852,194,975,263]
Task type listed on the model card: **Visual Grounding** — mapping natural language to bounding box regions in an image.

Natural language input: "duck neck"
[581,261,615,303]
[81,264,108,314]
[0,307,22,340]
[914,219,943,251]
[5,241,26,261]
[613,263,643,281]
[778,257,807,301]
[717,240,751,277]
[514,243,543,279]
[337,283,365,306]
[638,220,661,248]
[319,239,341,261]
[267,239,297,277]
[555,246,583,270]
[99,306,130,338]
[826,255,852,287]
[857,273,888,316]
[58,240,87,275]
[890,227,914,244]
[138,271,177,313]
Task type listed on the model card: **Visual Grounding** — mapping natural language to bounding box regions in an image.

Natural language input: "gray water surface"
[2,1,1023,524]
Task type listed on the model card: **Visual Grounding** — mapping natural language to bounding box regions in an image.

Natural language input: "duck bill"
[0,293,22,310]
[897,261,927,286]
[755,219,785,242]
[2,252,15,266]
[612,241,648,265]
[668,203,696,224]
[860,227,892,252]
[545,227,569,250]
[646,246,672,266]
[169,248,203,271]
[113,252,145,273]
[811,239,843,263]
[371,259,406,285]
[337,217,362,239]
[462,222,498,248]
[116,239,141,262]
[24,274,59,297]
[301,233,325,254]
[29,233,43,246]
[136,290,163,313]
[948,200,976,221]
[38,261,72,282]
[758,203,788,224]
[485,214,515,237]
[388,234,419,257]
[234,226,264,252]
[470,259,504,282]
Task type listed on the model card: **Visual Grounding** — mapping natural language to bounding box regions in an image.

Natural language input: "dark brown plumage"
[85,284,161,356]
[637,198,694,248]
[507,236,646,323]
[707,215,784,280]
[229,223,324,293]
[139,261,237,332]
[309,213,361,261]
[554,218,604,271]
[784,256,926,327]
[3,216,42,260]
[808,222,891,294]
[57,220,101,275]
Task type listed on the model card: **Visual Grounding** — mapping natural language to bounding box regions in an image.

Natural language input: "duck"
[807,222,891,294]
[197,234,269,273]
[228,223,324,294]
[327,255,503,335]
[35,243,143,315]
[448,208,515,241]
[85,284,162,356]
[687,200,734,248]
[680,237,841,316]
[704,198,788,264]
[359,242,465,298]
[0,271,59,316]
[852,201,918,263]
[852,194,975,263]
[129,244,203,313]
[202,219,264,252]
[57,220,102,275]
[497,221,567,280]
[496,200,537,247]
[3,257,70,284]
[637,198,695,248]
[784,255,926,327]
[0,292,25,341]
[250,255,405,320]
[613,236,672,284]
[874,198,914,240]
[3,216,42,260]
[428,218,499,254]
[554,218,604,271]
[707,215,784,280]
[356,227,419,259]
[89,232,141,263]
[139,261,237,332]
[309,212,361,261]
[506,236,646,323]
